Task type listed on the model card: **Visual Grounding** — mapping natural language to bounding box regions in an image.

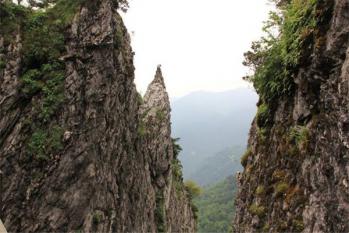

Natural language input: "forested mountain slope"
[188,147,243,187]
[171,89,257,178]
[195,176,237,233]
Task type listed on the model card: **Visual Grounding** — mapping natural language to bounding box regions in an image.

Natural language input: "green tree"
[194,176,237,233]
[243,0,319,104]
[184,180,202,199]
[172,138,182,158]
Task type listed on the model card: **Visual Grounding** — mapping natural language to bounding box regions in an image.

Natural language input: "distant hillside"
[188,146,244,186]
[194,176,237,233]
[171,88,258,178]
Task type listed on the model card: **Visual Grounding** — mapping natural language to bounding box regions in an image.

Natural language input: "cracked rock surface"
[234,1,349,232]
[0,1,196,232]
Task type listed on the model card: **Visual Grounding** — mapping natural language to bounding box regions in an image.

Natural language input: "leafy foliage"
[243,0,319,104]
[0,1,83,159]
[28,126,64,160]
[256,185,266,196]
[275,182,290,196]
[0,57,5,72]
[292,219,305,232]
[137,121,147,137]
[241,147,252,167]
[155,193,166,233]
[171,138,184,180]
[256,103,271,128]
[249,203,266,217]
[172,138,182,158]
[92,212,102,225]
[184,180,202,199]
[0,1,29,44]
[289,125,310,149]
[194,176,237,233]
[171,138,186,196]
[257,127,268,144]
[156,109,166,121]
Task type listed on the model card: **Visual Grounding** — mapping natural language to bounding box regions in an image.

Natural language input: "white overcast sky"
[122,0,273,97]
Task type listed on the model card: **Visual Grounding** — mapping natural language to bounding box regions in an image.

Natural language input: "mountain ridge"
[171,88,258,178]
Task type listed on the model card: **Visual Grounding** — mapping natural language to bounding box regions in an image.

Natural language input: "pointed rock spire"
[151,64,166,87]
[141,65,171,120]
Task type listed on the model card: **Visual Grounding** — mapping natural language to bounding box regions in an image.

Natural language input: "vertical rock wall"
[234,0,349,232]
[0,1,196,232]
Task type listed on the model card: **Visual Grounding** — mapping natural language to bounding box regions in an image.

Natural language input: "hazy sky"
[123,0,273,97]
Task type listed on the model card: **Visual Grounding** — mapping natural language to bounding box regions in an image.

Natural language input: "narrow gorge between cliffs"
[1,0,349,233]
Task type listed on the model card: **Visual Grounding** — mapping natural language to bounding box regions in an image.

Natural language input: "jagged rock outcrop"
[139,67,197,233]
[234,0,349,232]
[0,1,196,232]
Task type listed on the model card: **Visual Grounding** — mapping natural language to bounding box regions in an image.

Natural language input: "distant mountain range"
[188,146,244,187]
[171,88,258,182]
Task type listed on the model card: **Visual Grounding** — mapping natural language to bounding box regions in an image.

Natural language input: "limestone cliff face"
[234,0,349,232]
[0,1,196,232]
[139,67,197,233]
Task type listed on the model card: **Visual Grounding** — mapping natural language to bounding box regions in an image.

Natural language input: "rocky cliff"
[0,0,196,232]
[234,0,349,232]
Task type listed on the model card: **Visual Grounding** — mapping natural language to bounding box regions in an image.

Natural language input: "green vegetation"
[262,223,270,232]
[0,1,88,159]
[45,0,85,26]
[275,182,290,196]
[156,109,166,121]
[28,130,47,160]
[172,138,183,177]
[241,148,252,167]
[137,93,143,105]
[256,185,266,196]
[171,138,185,195]
[292,219,305,232]
[0,2,29,43]
[28,126,64,160]
[257,127,267,144]
[171,138,199,221]
[137,121,147,137]
[188,146,245,187]
[92,212,102,225]
[289,125,310,150]
[114,27,124,48]
[243,0,320,104]
[172,138,182,158]
[194,176,237,233]
[256,103,270,128]
[277,221,288,231]
[185,180,200,221]
[248,203,266,217]
[171,158,183,183]
[20,8,68,124]
[155,192,166,233]
[184,180,202,199]
[0,57,5,72]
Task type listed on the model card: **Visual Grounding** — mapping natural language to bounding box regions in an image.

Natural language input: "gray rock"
[234,1,349,232]
[0,1,196,232]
